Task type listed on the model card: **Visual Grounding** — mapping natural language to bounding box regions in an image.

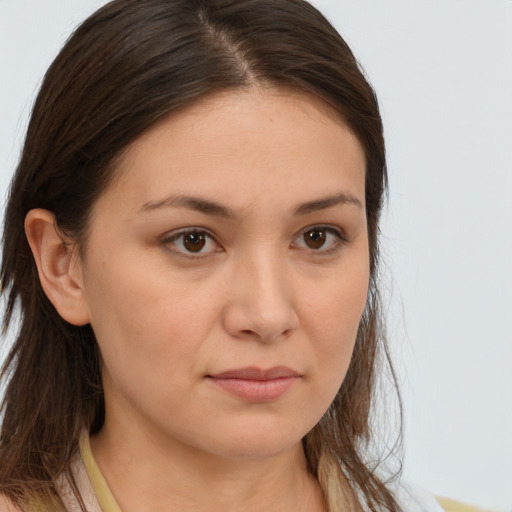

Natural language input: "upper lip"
[208,366,299,380]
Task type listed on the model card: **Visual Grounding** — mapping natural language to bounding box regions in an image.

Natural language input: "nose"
[222,251,299,343]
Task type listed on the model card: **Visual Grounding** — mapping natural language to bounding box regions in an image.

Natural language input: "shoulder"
[393,480,445,512]
[393,482,497,512]
[436,496,498,512]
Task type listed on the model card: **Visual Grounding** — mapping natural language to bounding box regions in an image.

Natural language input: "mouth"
[206,366,300,402]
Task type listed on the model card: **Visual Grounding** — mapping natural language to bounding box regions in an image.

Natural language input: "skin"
[25,87,369,511]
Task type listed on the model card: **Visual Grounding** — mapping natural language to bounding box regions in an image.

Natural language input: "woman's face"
[77,87,369,459]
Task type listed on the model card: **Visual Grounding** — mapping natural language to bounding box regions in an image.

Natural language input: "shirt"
[53,432,482,512]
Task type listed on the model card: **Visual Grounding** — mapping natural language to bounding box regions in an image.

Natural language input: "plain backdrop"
[1,1,511,510]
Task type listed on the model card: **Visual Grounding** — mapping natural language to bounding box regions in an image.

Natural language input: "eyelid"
[160,223,347,260]
[291,224,348,255]
[161,227,223,259]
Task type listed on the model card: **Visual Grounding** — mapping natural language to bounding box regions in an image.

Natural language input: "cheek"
[82,260,223,429]
[81,250,218,378]
[302,257,369,387]
[310,293,365,371]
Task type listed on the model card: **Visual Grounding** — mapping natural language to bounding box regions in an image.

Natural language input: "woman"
[0,0,445,510]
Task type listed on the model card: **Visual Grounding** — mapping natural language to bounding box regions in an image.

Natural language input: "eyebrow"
[139,195,237,219]
[138,192,362,218]
[293,193,362,215]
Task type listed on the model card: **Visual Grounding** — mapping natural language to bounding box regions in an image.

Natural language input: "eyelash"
[161,225,347,260]
[161,228,221,260]
[291,225,347,256]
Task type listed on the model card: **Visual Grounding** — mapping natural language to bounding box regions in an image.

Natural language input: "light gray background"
[1,1,511,509]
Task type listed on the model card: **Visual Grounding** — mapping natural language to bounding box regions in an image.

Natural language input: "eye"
[162,229,221,258]
[292,226,346,254]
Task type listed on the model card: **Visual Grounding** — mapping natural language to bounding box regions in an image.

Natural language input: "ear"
[25,209,90,326]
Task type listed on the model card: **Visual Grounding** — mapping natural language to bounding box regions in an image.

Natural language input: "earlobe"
[24,209,90,326]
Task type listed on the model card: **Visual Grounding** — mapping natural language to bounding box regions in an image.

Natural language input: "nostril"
[222,295,299,342]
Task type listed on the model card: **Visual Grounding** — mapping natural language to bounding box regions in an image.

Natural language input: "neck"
[90,419,327,512]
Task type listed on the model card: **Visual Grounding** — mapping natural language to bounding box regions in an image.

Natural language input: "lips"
[207,366,300,402]
[209,366,299,380]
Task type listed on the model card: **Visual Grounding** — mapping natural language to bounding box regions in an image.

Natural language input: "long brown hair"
[1,0,401,510]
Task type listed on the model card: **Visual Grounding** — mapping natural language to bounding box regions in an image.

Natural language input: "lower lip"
[207,376,298,402]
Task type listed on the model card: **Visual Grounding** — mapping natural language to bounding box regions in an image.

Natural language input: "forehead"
[94,86,366,217]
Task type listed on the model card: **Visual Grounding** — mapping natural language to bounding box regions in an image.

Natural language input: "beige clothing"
[56,433,120,512]
[54,433,488,512]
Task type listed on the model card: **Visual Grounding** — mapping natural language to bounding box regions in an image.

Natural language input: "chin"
[215,439,300,461]
[202,421,310,461]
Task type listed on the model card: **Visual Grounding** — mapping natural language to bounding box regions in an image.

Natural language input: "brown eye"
[292,225,345,254]
[183,232,206,252]
[304,228,327,249]
[164,229,220,258]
